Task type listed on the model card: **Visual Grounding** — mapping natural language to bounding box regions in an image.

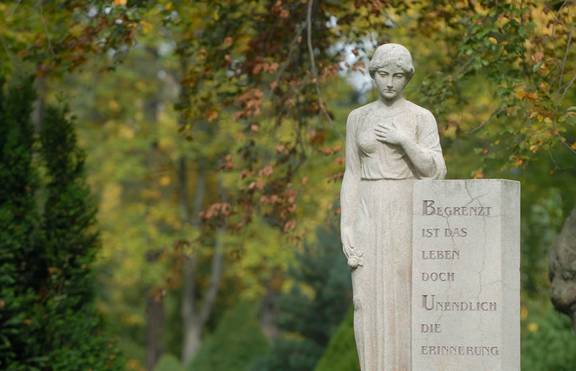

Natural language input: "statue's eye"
[378,72,388,77]
[393,74,404,78]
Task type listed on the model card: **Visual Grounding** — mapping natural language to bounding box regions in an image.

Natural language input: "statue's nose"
[386,77,393,88]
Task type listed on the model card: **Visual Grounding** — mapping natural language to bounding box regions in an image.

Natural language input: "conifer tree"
[39,105,123,369]
[253,225,351,371]
[0,77,43,368]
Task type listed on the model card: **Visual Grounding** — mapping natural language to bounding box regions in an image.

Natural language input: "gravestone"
[411,179,520,371]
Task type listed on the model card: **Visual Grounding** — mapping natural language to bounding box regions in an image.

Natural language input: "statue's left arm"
[398,110,446,179]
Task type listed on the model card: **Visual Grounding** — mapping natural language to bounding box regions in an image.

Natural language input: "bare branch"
[37,0,55,59]
[273,23,304,87]
[560,73,576,101]
[561,140,576,156]
[557,29,573,91]
[469,107,504,133]
[306,0,333,125]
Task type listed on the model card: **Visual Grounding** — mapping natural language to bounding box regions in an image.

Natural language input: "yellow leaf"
[471,169,484,179]
[101,183,121,213]
[140,21,153,34]
[514,88,526,100]
[119,126,134,139]
[443,126,457,139]
[69,24,84,37]
[521,306,528,320]
[108,99,120,113]
[114,0,127,6]
[527,322,539,333]
[159,176,171,186]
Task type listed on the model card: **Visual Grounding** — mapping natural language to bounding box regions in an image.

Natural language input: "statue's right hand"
[341,227,363,269]
[347,254,362,269]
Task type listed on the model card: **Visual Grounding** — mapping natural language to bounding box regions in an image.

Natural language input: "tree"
[0,76,43,369]
[253,224,351,371]
[187,302,269,371]
[39,105,123,369]
[314,310,359,371]
[0,73,122,369]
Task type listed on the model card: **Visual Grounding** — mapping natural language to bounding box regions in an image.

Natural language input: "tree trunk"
[143,82,164,370]
[180,167,227,366]
[259,283,280,340]
[33,69,46,131]
[177,52,225,365]
[146,288,164,371]
[180,157,204,365]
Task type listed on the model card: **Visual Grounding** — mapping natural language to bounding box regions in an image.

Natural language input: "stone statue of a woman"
[340,43,446,371]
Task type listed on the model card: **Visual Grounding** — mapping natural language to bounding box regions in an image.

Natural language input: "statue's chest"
[357,110,417,154]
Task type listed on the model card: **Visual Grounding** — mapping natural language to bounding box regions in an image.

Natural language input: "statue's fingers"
[375,134,387,142]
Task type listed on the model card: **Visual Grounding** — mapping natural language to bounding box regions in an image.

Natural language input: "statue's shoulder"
[404,100,434,119]
[347,101,379,122]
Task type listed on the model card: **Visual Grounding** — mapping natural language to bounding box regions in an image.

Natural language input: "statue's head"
[368,43,414,101]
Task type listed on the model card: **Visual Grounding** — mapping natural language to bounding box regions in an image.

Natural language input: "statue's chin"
[381,93,398,101]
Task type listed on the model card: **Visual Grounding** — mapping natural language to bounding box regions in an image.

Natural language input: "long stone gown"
[341,99,446,371]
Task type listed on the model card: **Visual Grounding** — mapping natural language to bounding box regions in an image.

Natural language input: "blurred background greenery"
[0,1,575,370]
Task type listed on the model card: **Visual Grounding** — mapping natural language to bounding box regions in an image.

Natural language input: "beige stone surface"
[411,179,520,371]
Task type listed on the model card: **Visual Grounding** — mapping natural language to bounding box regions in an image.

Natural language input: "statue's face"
[374,63,408,101]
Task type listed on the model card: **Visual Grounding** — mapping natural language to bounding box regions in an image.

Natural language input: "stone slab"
[411,179,520,371]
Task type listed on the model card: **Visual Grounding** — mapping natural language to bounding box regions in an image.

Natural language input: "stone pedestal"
[411,179,520,371]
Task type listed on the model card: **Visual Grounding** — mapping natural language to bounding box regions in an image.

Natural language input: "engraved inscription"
[420,323,441,333]
[422,295,497,312]
[422,200,492,217]
[421,272,455,282]
[421,250,460,260]
[420,345,500,356]
[413,180,520,370]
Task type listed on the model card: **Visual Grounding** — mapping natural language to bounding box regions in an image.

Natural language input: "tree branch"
[557,29,572,92]
[306,0,333,125]
[198,178,226,327]
[560,73,576,101]
[468,106,504,133]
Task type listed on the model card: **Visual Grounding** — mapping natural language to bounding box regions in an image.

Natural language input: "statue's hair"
[368,43,414,79]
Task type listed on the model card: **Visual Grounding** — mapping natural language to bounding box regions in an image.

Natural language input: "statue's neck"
[378,96,406,111]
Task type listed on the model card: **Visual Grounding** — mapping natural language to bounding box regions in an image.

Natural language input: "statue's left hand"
[375,120,407,146]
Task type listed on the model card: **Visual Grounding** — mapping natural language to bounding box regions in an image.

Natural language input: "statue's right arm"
[340,111,362,268]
